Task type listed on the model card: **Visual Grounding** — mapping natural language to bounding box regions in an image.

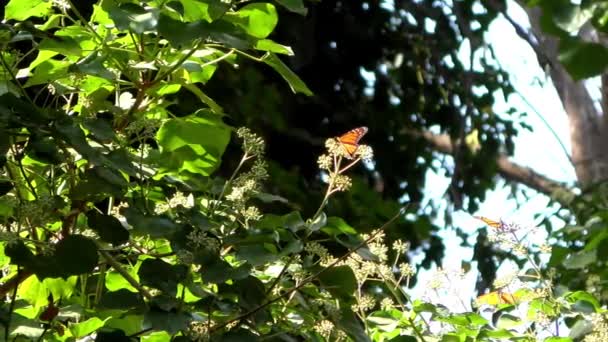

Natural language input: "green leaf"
[565,291,600,313]
[38,36,82,56]
[0,180,14,196]
[495,313,522,329]
[559,38,608,80]
[70,317,109,338]
[234,276,266,310]
[275,0,308,15]
[156,111,230,177]
[179,0,230,22]
[201,258,251,284]
[95,330,131,342]
[25,60,70,87]
[123,207,180,238]
[263,53,312,95]
[568,318,593,339]
[86,210,130,246]
[83,117,116,142]
[142,331,172,342]
[308,212,327,232]
[98,289,145,310]
[138,258,188,296]
[26,136,65,165]
[335,307,371,342]
[5,0,52,20]
[562,249,597,269]
[255,39,294,55]
[236,245,277,266]
[544,337,573,342]
[144,309,192,335]
[318,265,357,299]
[387,336,417,342]
[108,3,160,34]
[227,3,278,39]
[54,235,99,276]
[157,14,209,46]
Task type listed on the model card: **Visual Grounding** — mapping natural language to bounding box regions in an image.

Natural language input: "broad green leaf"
[98,289,145,310]
[568,318,593,339]
[0,180,14,196]
[236,244,278,266]
[318,265,357,299]
[234,276,266,310]
[5,0,52,20]
[70,317,109,338]
[142,331,172,342]
[179,0,230,22]
[565,291,601,313]
[44,276,78,302]
[544,337,573,342]
[138,258,188,296]
[335,307,371,342]
[86,210,130,246]
[559,38,608,80]
[562,249,597,269]
[156,111,230,177]
[25,60,70,87]
[108,3,160,34]
[308,212,327,232]
[276,0,308,15]
[124,207,180,238]
[263,53,312,95]
[255,39,294,55]
[227,3,278,39]
[38,36,82,56]
[495,313,522,329]
[83,117,116,142]
[158,14,209,46]
[54,235,98,276]
[95,330,131,342]
[144,309,192,335]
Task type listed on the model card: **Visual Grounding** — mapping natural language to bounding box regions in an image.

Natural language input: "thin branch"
[406,128,575,205]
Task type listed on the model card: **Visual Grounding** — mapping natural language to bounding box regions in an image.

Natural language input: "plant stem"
[97,247,152,300]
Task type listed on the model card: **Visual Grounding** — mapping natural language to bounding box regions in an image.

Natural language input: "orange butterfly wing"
[474,216,502,229]
[337,126,368,158]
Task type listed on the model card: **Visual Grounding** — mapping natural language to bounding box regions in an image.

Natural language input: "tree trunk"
[518,4,608,187]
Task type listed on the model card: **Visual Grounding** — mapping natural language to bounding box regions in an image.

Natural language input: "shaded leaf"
[86,210,130,246]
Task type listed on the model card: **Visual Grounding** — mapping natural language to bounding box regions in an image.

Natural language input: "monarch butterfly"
[474,216,503,229]
[475,291,521,306]
[337,126,368,158]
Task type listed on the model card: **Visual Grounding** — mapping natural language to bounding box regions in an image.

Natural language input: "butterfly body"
[474,216,502,229]
[337,126,368,158]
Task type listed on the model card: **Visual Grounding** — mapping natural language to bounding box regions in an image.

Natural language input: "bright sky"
[408,0,578,314]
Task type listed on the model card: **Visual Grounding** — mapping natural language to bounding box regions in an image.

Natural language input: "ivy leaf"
[262,53,312,95]
[227,3,278,39]
[54,235,99,276]
[275,0,308,15]
[0,180,14,196]
[318,265,357,299]
[138,258,188,296]
[70,317,108,338]
[5,0,52,21]
[108,3,160,34]
[86,210,130,246]
[334,307,371,342]
[156,111,231,177]
[123,207,180,238]
[98,289,145,310]
[95,330,131,342]
[559,38,608,80]
[144,308,192,335]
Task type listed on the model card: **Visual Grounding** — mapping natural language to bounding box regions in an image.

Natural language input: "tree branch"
[409,129,575,206]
